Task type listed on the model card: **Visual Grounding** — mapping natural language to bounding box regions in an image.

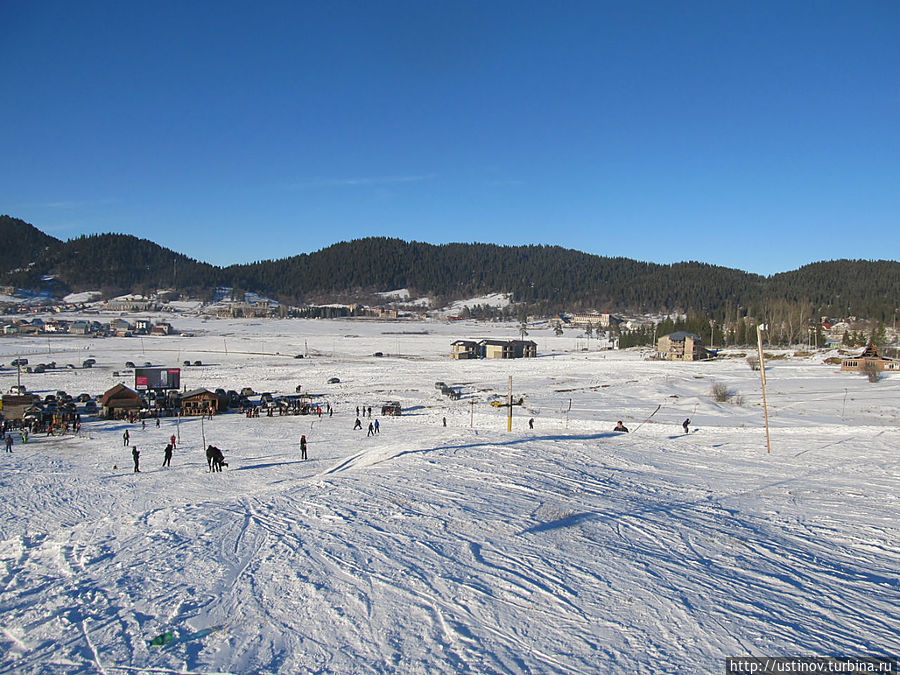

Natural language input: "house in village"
[151,322,173,336]
[656,331,713,361]
[99,384,144,418]
[179,388,221,416]
[840,343,899,373]
[109,318,133,337]
[450,340,480,359]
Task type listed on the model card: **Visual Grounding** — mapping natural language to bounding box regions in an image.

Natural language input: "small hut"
[99,384,144,419]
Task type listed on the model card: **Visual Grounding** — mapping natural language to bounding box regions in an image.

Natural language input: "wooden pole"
[507,375,512,432]
[470,399,474,428]
[757,324,771,454]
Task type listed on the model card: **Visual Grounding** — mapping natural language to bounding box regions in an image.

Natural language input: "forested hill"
[2,215,898,319]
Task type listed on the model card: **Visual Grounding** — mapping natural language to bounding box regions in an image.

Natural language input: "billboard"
[135,367,181,391]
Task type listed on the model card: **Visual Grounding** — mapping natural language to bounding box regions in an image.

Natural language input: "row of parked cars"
[21,390,99,424]
[4,358,97,373]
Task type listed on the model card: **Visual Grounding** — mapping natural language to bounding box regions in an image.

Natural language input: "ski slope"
[1,316,898,673]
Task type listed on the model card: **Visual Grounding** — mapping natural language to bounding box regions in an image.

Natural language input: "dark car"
[77,393,92,402]
[327,377,340,384]
[125,361,136,368]
[194,360,202,366]
[183,360,191,367]
[11,358,28,366]
[83,401,98,414]
[82,360,93,369]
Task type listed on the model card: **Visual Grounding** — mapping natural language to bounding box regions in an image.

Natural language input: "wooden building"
[450,340,480,359]
[179,388,220,416]
[479,339,537,359]
[99,384,144,418]
[840,343,900,372]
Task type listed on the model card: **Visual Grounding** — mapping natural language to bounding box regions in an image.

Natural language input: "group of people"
[130,434,179,473]
[612,418,691,434]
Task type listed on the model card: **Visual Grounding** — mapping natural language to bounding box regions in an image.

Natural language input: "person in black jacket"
[682,418,691,434]
[162,443,173,467]
[614,421,629,433]
[132,446,140,473]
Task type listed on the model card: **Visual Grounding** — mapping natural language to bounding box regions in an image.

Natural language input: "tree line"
[2,216,898,322]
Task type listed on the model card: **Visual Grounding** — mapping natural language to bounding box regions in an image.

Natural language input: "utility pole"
[470,399,474,428]
[757,324,771,454]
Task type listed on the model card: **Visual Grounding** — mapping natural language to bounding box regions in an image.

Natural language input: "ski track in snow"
[0,317,898,673]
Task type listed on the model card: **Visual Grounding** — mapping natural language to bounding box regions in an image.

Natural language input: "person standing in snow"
[162,443,173,467]
[354,418,362,430]
[374,419,379,434]
[529,418,534,429]
[367,422,375,437]
[300,435,307,460]
[123,429,130,446]
[132,446,141,473]
[4,434,12,453]
[170,434,176,450]
[682,418,691,434]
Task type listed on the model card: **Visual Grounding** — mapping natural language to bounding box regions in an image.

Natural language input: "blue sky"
[2,1,898,276]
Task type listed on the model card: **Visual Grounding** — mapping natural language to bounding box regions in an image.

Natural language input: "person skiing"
[614,421,629,433]
[123,429,130,446]
[373,419,379,434]
[163,443,173,467]
[300,435,307,460]
[170,434,176,450]
[132,446,140,473]
[367,422,375,437]
[354,418,362,430]
[682,418,691,434]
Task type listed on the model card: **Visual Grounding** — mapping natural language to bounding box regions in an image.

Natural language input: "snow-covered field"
[1,316,898,674]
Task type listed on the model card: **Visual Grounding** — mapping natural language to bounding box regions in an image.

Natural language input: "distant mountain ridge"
[1,214,898,320]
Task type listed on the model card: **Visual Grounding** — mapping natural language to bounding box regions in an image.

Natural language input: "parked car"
[327,377,340,384]
[183,360,191,367]
[434,381,446,390]
[240,387,255,397]
[83,401,99,414]
[294,354,304,359]
[82,360,93,369]
[194,360,202,366]
[77,393,92,402]
[11,358,28,366]
[67,363,77,369]
[32,364,46,373]
[125,361,136,368]
[143,362,152,367]
[9,385,27,394]
[381,401,402,416]
[373,352,384,357]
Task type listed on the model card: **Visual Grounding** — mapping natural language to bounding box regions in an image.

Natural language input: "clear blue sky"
[2,1,898,276]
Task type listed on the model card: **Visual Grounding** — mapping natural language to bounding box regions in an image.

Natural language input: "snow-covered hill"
[1,317,897,673]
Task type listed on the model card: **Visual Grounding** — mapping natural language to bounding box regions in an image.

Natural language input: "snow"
[62,291,102,304]
[445,293,512,315]
[376,288,411,300]
[1,317,898,674]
